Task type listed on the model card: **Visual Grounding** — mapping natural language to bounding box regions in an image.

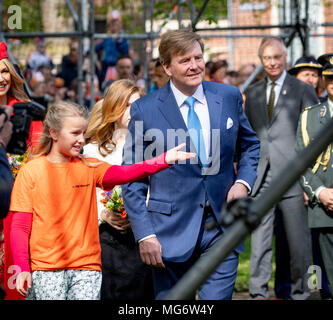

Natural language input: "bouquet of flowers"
[101,186,128,223]
[7,150,29,179]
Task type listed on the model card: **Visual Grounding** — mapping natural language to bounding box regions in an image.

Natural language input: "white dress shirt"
[170,81,211,159]
[266,69,287,106]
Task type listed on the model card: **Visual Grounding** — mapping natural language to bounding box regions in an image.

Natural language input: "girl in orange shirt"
[9,100,194,300]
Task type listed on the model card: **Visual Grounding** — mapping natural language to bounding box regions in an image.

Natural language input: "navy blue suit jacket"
[122,81,260,262]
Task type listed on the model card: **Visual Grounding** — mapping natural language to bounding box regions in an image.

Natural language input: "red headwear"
[0,41,8,60]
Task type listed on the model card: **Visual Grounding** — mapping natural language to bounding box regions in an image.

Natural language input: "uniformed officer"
[275,55,330,299]
[289,56,324,100]
[295,53,333,296]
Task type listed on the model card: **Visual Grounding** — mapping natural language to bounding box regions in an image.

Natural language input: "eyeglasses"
[262,54,284,63]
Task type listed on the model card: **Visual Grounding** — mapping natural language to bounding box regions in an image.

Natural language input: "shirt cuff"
[235,179,251,194]
[315,186,326,202]
[138,234,156,243]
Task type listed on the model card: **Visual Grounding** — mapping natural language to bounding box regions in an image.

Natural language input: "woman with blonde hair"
[85,79,143,155]
[1,41,43,300]
[83,79,155,300]
[0,42,43,148]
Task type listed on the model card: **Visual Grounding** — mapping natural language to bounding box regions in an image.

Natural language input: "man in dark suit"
[295,53,333,297]
[244,36,319,300]
[122,29,260,300]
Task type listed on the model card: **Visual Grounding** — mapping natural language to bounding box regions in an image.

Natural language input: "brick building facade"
[199,0,333,72]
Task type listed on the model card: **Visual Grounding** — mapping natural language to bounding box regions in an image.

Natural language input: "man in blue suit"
[122,29,260,300]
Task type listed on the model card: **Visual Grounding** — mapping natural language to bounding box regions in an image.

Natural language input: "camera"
[5,101,46,155]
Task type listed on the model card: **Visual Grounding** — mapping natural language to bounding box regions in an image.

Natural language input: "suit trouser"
[153,209,239,300]
[274,217,331,298]
[249,168,312,299]
[318,228,333,295]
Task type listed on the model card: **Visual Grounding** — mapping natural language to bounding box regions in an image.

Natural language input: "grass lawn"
[234,235,276,292]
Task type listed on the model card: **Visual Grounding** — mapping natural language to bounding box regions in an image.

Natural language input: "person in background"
[0,105,13,300]
[295,53,333,298]
[31,82,47,98]
[84,79,155,300]
[0,40,38,301]
[289,56,323,98]
[226,70,240,87]
[133,62,145,89]
[238,63,256,88]
[317,74,327,101]
[102,55,134,95]
[210,60,228,83]
[114,55,134,81]
[95,10,129,85]
[244,37,318,300]
[204,61,213,81]
[58,40,78,89]
[153,60,169,89]
[84,76,102,108]
[0,41,41,148]
[148,58,158,92]
[27,38,53,71]
[274,55,331,299]
[34,65,53,84]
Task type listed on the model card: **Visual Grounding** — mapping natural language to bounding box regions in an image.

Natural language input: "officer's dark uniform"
[295,53,333,296]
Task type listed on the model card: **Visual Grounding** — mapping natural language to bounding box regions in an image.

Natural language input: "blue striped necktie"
[184,96,207,166]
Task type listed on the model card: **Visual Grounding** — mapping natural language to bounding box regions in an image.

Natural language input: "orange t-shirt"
[10,155,110,272]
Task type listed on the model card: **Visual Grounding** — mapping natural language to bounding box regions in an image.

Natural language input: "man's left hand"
[226,182,248,203]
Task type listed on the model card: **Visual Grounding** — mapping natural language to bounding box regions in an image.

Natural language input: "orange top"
[10,155,110,272]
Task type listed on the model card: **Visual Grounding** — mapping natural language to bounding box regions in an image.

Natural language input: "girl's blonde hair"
[33,100,89,157]
[87,79,144,156]
[2,58,30,102]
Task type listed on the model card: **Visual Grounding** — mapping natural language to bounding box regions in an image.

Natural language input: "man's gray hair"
[258,37,287,58]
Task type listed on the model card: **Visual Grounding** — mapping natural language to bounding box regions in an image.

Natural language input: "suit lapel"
[156,83,200,160]
[203,82,222,133]
[156,83,188,132]
[256,80,269,126]
[203,82,227,163]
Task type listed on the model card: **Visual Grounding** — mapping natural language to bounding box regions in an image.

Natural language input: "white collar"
[170,81,205,108]
[267,69,287,86]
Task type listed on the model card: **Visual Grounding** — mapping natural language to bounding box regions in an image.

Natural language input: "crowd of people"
[1,20,333,301]
[6,10,265,115]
